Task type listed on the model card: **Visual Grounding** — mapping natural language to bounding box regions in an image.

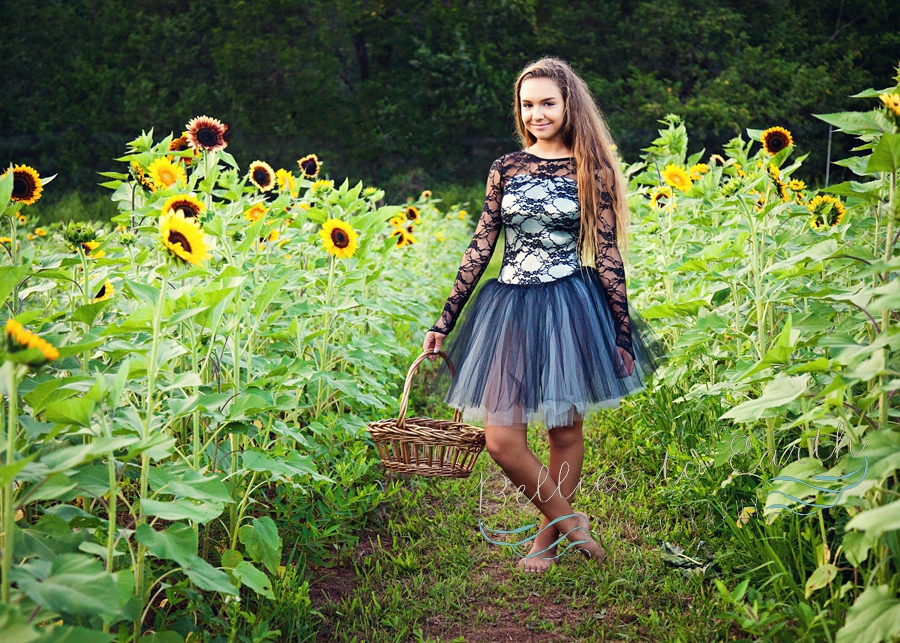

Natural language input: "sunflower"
[404,222,416,236]
[163,194,205,219]
[168,134,194,166]
[147,157,186,191]
[268,230,280,243]
[297,154,321,179]
[404,205,421,223]
[808,195,846,230]
[879,92,900,116]
[299,203,311,211]
[750,189,766,212]
[661,164,692,192]
[766,164,781,181]
[458,210,468,219]
[131,162,156,192]
[276,168,299,197]
[244,203,267,223]
[318,218,359,259]
[310,178,333,193]
[363,186,378,196]
[185,116,228,152]
[688,163,709,180]
[160,208,212,265]
[420,189,432,200]
[709,154,725,165]
[81,240,106,259]
[390,228,413,247]
[35,228,47,237]
[774,179,791,203]
[434,232,445,242]
[761,127,793,155]
[789,179,806,191]
[5,318,59,363]
[93,280,114,303]
[17,213,27,225]
[248,161,276,192]
[650,187,671,209]
[2,164,43,205]
[0,237,16,250]
[733,163,746,178]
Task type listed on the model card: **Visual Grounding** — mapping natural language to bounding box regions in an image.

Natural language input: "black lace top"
[429,150,634,360]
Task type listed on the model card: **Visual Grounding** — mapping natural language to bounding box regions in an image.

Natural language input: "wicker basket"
[367,348,486,477]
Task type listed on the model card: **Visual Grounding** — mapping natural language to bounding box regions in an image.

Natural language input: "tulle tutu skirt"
[428,265,670,430]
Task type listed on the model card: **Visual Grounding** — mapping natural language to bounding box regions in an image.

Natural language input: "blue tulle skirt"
[428,265,670,430]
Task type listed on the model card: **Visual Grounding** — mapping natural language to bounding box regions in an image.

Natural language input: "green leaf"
[866,133,900,172]
[182,556,238,596]
[842,530,877,567]
[845,500,900,536]
[804,563,838,598]
[0,602,40,643]
[140,499,225,524]
[148,466,233,504]
[0,164,14,208]
[232,561,274,599]
[139,633,185,643]
[814,111,893,135]
[135,523,198,568]
[72,299,113,325]
[0,264,30,307]
[720,375,809,422]
[44,396,96,427]
[124,279,160,307]
[157,371,202,392]
[237,516,282,574]
[836,585,900,643]
[12,553,118,618]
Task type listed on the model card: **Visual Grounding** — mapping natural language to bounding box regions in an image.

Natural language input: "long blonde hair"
[512,56,631,260]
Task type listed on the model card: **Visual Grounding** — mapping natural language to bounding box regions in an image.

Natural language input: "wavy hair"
[512,56,631,260]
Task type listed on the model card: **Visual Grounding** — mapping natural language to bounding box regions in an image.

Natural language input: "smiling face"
[520,77,566,144]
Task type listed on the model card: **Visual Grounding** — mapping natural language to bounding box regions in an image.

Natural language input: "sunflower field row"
[625,67,900,641]
[0,115,477,641]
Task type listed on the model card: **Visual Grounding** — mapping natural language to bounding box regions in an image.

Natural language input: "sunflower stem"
[878,169,895,430]
[80,248,91,372]
[315,254,336,420]
[134,266,168,641]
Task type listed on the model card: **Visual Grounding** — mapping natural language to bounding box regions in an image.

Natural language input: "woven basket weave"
[367,349,485,477]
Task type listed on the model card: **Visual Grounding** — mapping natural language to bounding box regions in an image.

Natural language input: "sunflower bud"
[119,230,137,246]
[62,221,97,245]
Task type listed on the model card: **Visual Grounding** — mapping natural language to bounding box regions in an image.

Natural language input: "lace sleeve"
[595,184,634,361]
[429,157,505,336]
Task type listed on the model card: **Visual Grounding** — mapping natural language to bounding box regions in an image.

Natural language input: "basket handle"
[397,349,461,430]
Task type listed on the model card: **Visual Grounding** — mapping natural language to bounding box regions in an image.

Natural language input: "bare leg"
[483,417,605,571]
[518,414,590,571]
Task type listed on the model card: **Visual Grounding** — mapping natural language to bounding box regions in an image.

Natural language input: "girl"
[423,57,668,572]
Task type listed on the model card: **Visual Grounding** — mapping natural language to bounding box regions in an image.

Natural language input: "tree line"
[2,0,897,203]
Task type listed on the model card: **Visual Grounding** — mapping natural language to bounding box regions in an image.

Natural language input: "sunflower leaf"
[0,165,14,207]
[866,133,900,172]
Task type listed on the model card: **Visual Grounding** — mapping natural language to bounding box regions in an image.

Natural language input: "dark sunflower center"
[253,168,270,186]
[330,229,349,248]
[13,175,34,198]
[405,224,414,234]
[769,134,787,152]
[96,284,107,298]
[197,127,219,147]
[176,203,199,218]
[301,160,317,176]
[168,230,193,253]
[406,210,416,220]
